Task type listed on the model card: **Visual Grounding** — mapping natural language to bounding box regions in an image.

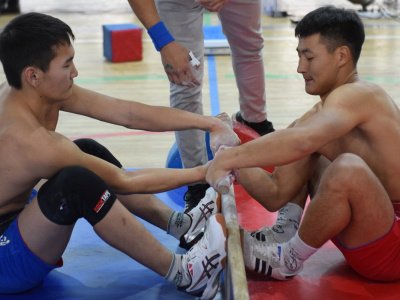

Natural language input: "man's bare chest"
[318,130,368,161]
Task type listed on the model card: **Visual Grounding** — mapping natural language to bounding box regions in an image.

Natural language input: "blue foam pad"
[165,133,213,170]
[165,142,183,169]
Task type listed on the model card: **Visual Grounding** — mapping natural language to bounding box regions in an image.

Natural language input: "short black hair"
[295,6,365,64]
[0,12,75,89]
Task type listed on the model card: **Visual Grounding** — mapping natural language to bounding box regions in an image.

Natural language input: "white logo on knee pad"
[93,190,111,213]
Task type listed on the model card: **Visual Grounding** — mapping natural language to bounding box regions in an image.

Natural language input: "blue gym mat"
[3,189,200,300]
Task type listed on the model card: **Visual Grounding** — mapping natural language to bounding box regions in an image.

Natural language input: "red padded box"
[103,24,143,62]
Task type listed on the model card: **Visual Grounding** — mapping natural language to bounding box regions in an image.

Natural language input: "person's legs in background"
[219,0,274,136]
[157,0,210,211]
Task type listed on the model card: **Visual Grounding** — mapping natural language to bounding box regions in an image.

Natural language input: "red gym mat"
[234,184,400,300]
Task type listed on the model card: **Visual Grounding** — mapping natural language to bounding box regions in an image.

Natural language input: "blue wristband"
[148,21,175,51]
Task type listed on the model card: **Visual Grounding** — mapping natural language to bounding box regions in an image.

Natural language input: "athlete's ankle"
[167,212,190,240]
[282,232,317,274]
[165,253,189,287]
[272,203,303,243]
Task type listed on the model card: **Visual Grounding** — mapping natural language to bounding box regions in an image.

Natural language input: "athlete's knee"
[323,153,369,189]
[73,138,122,168]
[37,166,116,226]
[332,153,368,174]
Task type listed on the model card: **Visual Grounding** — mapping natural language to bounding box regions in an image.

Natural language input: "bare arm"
[33,130,207,194]
[206,87,368,190]
[230,113,321,210]
[126,0,160,29]
[61,85,239,150]
[126,0,198,86]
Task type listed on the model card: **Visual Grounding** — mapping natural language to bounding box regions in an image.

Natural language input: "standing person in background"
[127,0,275,211]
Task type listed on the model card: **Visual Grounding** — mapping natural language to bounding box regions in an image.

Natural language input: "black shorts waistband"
[0,210,22,235]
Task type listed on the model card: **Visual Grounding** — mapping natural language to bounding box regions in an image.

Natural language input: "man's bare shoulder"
[330,80,387,102]
[321,81,394,119]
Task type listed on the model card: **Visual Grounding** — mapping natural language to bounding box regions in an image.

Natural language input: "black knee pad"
[37,166,116,226]
[74,138,122,168]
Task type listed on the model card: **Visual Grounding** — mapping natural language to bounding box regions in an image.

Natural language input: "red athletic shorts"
[332,204,400,282]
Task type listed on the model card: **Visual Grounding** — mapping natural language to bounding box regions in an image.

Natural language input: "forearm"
[65,86,220,133]
[126,102,220,132]
[120,166,206,194]
[127,0,175,52]
[216,130,310,171]
[206,130,311,193]
[127,0,160,28]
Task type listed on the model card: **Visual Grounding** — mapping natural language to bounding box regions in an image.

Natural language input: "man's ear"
[23,66,41,87]
[336,45,352,68]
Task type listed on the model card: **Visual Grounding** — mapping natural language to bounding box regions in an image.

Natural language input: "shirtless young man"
[0,12,240,298]
[207,5,400,281]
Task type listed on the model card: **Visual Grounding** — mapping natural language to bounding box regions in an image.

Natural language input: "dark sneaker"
[184,183,210,213]
[234,111,275,136]
[179,214,227,299]
[179,187,221,250]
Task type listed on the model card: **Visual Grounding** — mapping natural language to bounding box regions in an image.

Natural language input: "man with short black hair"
[207,5,400,281]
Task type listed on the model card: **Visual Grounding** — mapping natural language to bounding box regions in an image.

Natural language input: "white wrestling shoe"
[250,221,299,244]
[180,187,221,250]
[250,226,278,244]
[250,204,301,244]
[242,230,303,280]
[180,214,227,299]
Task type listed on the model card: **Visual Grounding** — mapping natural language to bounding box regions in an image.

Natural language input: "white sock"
[167,212,191,240]
[280,232,317,275]
[286,231,317,261]
[272,203,303,243]
[164,253,189,287]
